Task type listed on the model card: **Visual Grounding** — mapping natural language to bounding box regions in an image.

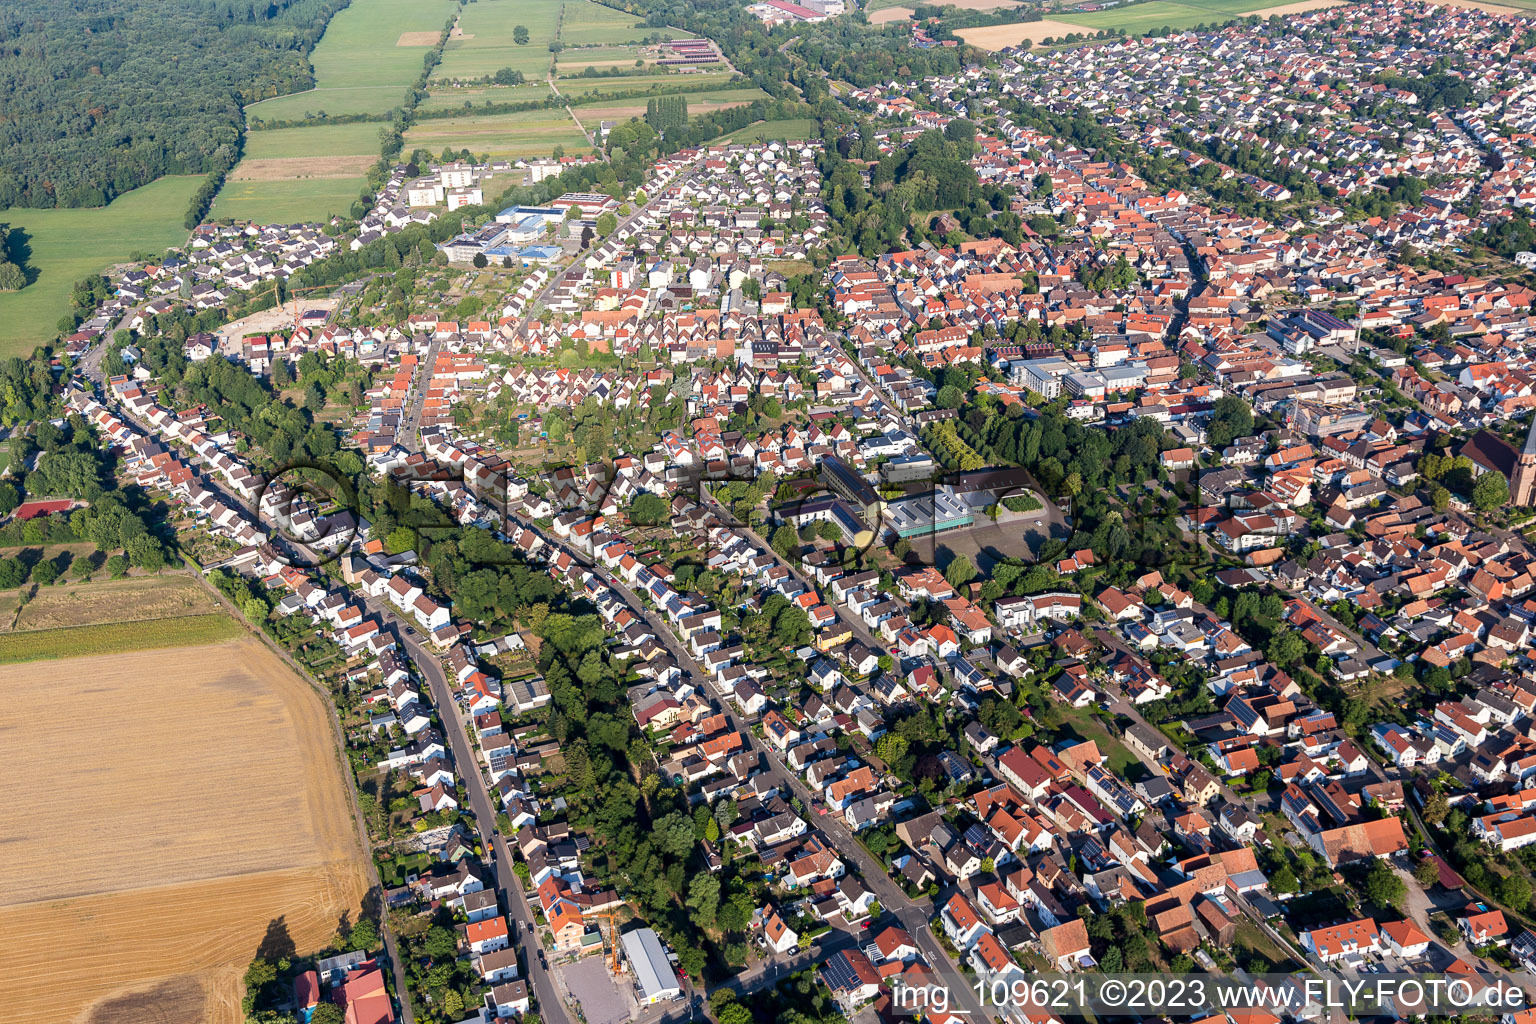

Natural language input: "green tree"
[628,493,668,525]
[945,554,977,590]
[310,1007,345,1024]
[1499,873,1533,912]
[1473,471,1509,513]
[1363,859,1406,910]
[514,24,530,43]
[347,917,379,951]
[596,211,618,236]
[770,525,798,559]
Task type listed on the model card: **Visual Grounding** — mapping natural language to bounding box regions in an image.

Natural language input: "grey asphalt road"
[504,509,1000,1023]
[359,591,577,1024]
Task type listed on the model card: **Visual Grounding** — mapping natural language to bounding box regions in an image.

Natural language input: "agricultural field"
[556,69,737,95]
[0,175,204,358]
[214,122,382,224]
[246,0,459,122]
[434,0,566,82]
[1062,0,1343,33]
[420,82,555,111]
[716,117,817,143]
[403,109,592,159]
[0,574,247,662]
[0,636,372,1024]
[211,177,365,226]
[558,0,660,45]
[3,574,220,630]
[956,0,1342,45]
[556,44,656,71]
[572,87,769,124]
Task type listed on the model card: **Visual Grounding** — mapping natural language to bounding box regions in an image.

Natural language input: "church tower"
[1514,416,1536,507]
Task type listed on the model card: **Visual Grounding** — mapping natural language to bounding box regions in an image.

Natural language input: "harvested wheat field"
[1430,0,1533,13]
[957,17,1098,47]
[1247,0,1345,13]
[869,6,916,22]
[0,638,371,1024]
[396,29,441,44]
[229,155,380,181]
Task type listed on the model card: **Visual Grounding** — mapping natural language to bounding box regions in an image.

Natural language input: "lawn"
[717,118,816,143]
[0,175,203,358]
[211,178,365,225]
[1053,703,1144,779]
[1233,921,1301,972]
[434,0,566,82]
[0,613,244,664]
[245,0,459,122]
[403,110,591,159]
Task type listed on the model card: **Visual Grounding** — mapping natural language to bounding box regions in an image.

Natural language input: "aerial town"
[5,0,1536,1023]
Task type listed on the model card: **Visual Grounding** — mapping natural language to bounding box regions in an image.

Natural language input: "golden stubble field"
[0,638,372,1024]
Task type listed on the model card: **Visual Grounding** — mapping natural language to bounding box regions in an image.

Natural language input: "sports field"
[435,0,565,81]
[0,636,372,1024]
[248,0,458,122]
[404,109,593,158]
[0,176,203,358]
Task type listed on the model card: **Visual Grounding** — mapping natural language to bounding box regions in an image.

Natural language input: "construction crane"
[248,279,345,327]
[587,910,623,974]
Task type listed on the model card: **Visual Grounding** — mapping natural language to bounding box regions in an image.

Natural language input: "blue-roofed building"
[517,246,562,265]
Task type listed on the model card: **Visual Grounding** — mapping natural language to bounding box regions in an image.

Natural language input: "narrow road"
[357,592,577,1024]
[517,517,996,1022]
[402,336,442,448]
[514,175,689,334]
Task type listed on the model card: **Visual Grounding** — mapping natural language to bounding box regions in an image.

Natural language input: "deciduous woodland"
[0,0,350,210]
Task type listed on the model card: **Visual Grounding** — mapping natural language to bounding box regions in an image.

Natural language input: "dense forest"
[0,0,350,209]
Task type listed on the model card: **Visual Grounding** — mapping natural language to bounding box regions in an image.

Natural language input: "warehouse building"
[621,928,682,1005]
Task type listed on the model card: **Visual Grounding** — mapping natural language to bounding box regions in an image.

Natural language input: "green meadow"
[0,176,203,357]
[403,109,593,159]
[434,0,566,81]
[246,0,459,122]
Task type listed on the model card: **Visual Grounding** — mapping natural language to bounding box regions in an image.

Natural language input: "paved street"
[401,335,442,448]
[524,520,999,1023]
[86,386,421,1023]
[358,593,576,1024]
